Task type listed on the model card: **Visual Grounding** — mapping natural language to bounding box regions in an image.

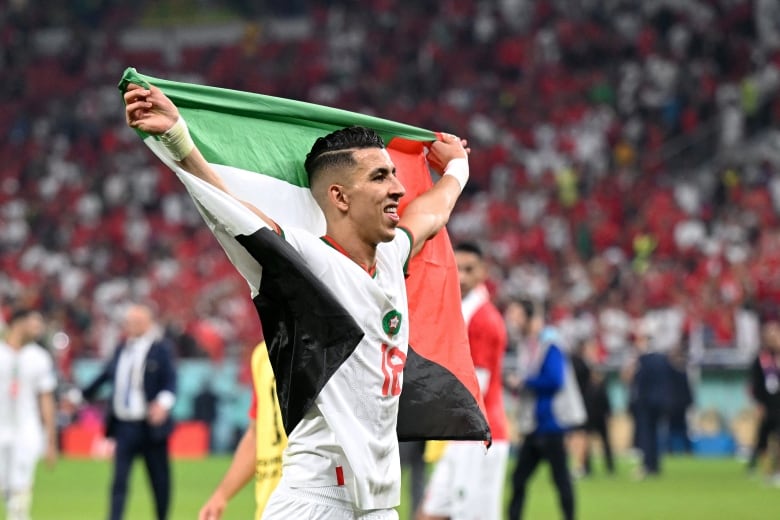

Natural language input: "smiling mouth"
[384,205,400,222]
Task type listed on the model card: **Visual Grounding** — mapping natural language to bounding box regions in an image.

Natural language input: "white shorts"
[421,440,509,520]
[262,480,398,520]
[0,441,41,492]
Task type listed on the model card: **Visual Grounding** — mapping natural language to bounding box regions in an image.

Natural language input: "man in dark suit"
[79,303,177,520]
[625,327,672,479]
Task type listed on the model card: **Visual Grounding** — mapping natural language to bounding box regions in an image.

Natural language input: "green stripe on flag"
[119,67,437,188]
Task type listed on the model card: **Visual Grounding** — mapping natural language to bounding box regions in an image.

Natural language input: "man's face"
[505,301,537,337]
[344,148,406,244]
[763,321,780,352]
[123,305,153,338]
[20,312,44,344]
[455,250,484,297]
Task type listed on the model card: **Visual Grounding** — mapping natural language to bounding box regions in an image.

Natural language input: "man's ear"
[329,184,350,213]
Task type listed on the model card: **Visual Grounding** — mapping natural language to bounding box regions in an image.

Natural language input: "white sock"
[7,489,32,520]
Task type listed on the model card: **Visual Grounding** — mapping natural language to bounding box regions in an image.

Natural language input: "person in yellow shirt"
[199,342,286,520]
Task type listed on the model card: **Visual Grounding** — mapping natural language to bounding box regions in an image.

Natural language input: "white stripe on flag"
[146,138,266,296]
[214,163,326,235]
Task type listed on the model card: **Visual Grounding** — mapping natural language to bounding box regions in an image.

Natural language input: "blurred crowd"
[3,0,780,370]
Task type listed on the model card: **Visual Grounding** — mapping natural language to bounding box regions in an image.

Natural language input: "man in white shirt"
[124,83,469,520]
[78,303,177,520]
[0,308,58,520]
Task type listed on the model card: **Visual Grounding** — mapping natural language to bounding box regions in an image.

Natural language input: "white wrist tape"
[443,157,469,191]
[160,117,195,161]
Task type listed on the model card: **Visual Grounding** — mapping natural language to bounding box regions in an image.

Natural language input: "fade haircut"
[304,126,386,187]
[454,241,483,259]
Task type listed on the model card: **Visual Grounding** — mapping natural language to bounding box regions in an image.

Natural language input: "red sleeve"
[468,305,507,371]
[248,375,258,419]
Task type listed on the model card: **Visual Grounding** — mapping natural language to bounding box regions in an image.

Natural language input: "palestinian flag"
[119,67,490,442]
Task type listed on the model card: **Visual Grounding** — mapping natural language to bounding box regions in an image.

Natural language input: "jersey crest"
[382,310,403,337]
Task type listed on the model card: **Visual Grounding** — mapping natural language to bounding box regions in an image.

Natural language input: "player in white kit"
[0,308,58,520]
[125,83,470,519]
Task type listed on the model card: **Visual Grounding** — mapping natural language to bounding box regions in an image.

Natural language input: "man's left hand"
[427,133,470,173]
[148,402,169,426]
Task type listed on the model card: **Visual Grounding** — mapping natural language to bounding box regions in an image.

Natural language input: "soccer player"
[0,308,58,520]
[199,342,286,520]
[125,83,469,519]
[418,242,509,520]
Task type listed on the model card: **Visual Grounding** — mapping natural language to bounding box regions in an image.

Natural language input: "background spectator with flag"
[123,74,478,519]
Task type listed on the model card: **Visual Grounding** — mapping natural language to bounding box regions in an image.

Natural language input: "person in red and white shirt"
[419,242,509,520]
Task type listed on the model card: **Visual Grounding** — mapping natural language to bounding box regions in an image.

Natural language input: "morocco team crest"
[382,310,402,337]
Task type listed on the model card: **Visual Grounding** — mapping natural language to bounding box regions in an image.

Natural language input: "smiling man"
[124,83,469,520]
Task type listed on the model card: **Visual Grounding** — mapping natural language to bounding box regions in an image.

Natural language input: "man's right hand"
[124,83,179,135]
[198,490,228,520]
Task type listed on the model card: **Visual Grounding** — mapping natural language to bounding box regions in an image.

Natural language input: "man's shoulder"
[22,342,51,360]
[149,337,175,356]
[469,302,506,341]
[377,228,413,257]
[473,300,504,324]
[282,226,339,260]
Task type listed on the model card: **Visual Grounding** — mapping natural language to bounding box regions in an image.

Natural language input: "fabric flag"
[119,67,490,442]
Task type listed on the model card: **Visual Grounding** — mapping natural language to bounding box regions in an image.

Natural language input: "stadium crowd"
[3,0,780,373]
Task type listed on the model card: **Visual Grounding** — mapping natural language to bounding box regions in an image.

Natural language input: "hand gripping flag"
[119,67,490,443]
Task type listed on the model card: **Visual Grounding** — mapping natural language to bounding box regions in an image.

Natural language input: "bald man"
[78,303,177,520]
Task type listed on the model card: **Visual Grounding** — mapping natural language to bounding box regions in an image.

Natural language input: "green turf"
[19,455,780,519]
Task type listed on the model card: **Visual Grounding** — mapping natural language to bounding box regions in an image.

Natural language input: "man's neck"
[324,227,378,273]
[3,332,25,350]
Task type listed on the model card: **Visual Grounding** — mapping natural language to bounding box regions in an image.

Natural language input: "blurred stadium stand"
[3,0,780,449]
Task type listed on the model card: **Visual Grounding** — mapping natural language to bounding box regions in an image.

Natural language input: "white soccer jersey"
[0,341,57,449]
[279,226,412,511]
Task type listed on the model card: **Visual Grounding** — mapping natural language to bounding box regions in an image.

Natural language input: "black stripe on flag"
[236,228,365,435]
[397,346,492,443]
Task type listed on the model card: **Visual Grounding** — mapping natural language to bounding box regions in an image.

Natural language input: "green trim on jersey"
[397,226,415,276]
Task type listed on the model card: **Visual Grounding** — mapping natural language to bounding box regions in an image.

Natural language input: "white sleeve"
[36,349,57,393]
[475,367,491,395]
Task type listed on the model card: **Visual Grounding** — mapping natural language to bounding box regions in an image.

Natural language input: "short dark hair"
[515,298,535,318]
[454,241,483,258]
[8,307,39,325]
[304,126,385,186]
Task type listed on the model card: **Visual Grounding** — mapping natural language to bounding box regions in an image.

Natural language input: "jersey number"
[269,380,283,446]
[380,344,407,397]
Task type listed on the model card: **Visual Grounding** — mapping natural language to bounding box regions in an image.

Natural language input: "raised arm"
[398,133,469,258]
[123,83,278,229]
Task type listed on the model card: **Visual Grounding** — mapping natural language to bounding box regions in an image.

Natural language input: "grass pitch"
[21,455,780,519]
